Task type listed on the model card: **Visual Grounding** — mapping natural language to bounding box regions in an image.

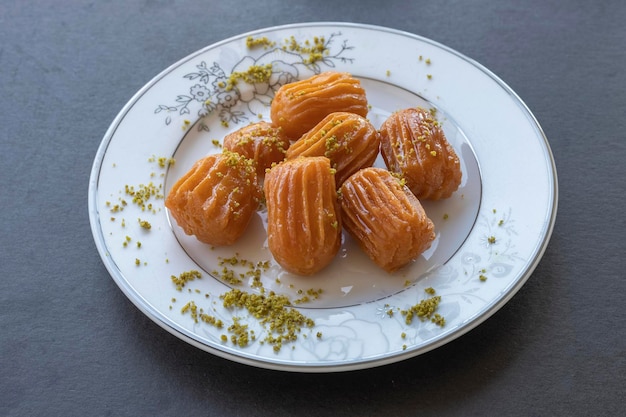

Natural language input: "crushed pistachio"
[109,203,124,213]
[148,155,175,168]
[401,288,445,327]
[281,35,329,65]
[225,64,273,91]
[222,150,256,173]
[200,313,224,329]
[228,318,251,347]
[294,288,323,305]
[221,288,315,352]
[390,172,407,187]
[324,135,340,157]
[171,270,201,291]
[138,219,151,230]
[181,301,199,323]
[213,265,243,285]
[124,182,164,212]
[246,35,276,49]
[212,254,270,286]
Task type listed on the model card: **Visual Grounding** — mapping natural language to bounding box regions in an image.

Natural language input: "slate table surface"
[2,1,625,416]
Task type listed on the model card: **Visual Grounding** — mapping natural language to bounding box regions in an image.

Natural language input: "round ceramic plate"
[89,22,557,372]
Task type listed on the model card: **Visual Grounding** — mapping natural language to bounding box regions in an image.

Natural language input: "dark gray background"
[2,0,625,416]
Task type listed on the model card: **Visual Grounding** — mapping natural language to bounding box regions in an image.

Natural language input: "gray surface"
[2,0,625,416]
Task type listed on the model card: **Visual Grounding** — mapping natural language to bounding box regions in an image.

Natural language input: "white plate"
[89,22,557,372]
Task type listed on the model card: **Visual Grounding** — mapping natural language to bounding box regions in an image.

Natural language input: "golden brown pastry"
[264,156,341,275]
[340,167,435,273]
[285,112,380,186]
[222,121,290,176]
[379,107,461,200]
[165,151,261,246]
[270,71,368,139]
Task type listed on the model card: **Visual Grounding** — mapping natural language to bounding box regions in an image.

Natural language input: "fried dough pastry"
[270,71,368,139]
[264,156,341,275]
[165,151,261,246]
[285,112,380,186]
[379,107,461,200]
[222,121,290,176]
[340,167,435,273]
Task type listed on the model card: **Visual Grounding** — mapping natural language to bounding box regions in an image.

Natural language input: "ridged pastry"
[285,112,380,186]
[222,121,289,176]
[379,107,461,200]
[340,167,435,273]
[264,156,341,275]
[165,151,261,246]
[270,71,368,139]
